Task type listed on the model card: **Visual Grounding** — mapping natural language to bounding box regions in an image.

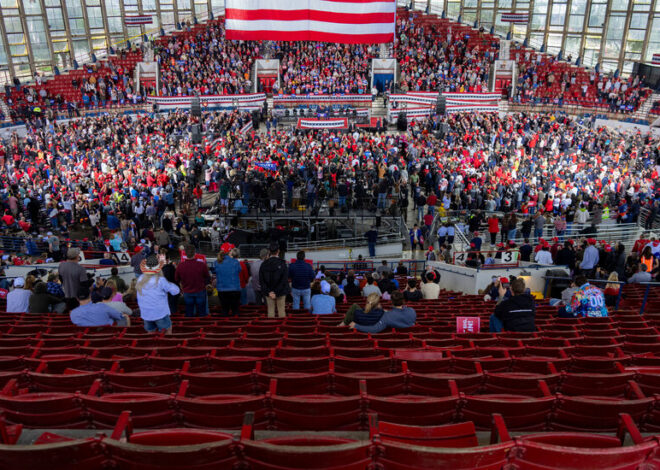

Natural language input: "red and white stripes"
[225,0,396,44]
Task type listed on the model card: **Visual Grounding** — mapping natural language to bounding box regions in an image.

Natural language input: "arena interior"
[0,0,659,468]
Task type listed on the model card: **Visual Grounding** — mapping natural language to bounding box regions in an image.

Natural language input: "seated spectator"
[628,264,652,284]
[376,260,391,276]
[105,279,124,302]
[108,267,127,294]
[98,286,133,320]
[70,287,128,327]
[339,293,384,326]
[395,262,408,275]
[310,280,336,315]
[46,272,65,298]
[420,272,440,299]
[559,275,608,318]
[485,277,512,303]
[349,291,416,333]
[28,281,66,313]
[99,252,117,266]
[403,279,423,302]
[549,279,578,307]
[343,271,361,297]
[6,277,31,313]
[489,278,536,332]
[362,275,382,297]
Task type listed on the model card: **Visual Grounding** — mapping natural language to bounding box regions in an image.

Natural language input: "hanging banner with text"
[147,94,266,110]
[297,118,349,129]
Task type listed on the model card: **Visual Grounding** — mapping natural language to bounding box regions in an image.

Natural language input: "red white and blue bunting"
[297,118,349,129]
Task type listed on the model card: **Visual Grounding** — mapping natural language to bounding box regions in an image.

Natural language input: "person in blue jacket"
[349,291,416,333]
[288,250,315,310]
[214,248,242,316]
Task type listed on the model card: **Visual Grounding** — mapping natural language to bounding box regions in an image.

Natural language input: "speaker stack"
[190,97,202,117]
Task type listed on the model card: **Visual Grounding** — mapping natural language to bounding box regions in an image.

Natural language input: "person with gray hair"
[58,247,89,300]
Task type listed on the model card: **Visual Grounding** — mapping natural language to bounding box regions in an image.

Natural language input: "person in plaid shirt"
[560,275,608,318]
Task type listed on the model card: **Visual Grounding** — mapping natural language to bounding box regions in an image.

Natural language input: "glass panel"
[547,33,562,54]
[463,10,477,22]
[633,3,649,10]
[512,23,527,41]
[86,0,100,5]
[650,18,660,42]
[531,14,546,29]
[550,3,566,25]
[27,18,50,60]
[178,0,191,8]
[584,35,601,49]
[622,62,634,74]
[91,37,106,50]
[604,40,621,58]
[588,4,606,27]
[447,2,460,18]
[630,13,648,29]
[482,3,495,9]
[106,2,122,15]
[464,0,477,7]
[161,12,175,24]
[570,0,586,14]
[67,0,84,17]
[628,29,645,41]
[107,17,123,33]
[45,0,60,6]
[72,39,90,61]
[564,35,581,56]
[498,0,513,7]
[610,0,629,10]
[10,44,26,56]
[6,33,24,44]
[23,1,42,14]
[69,18,86,35]
[533,0,548,13]
[606,15,625,40]
[568,15,584,32]
[602,61,617,73]
[47,8,65,30]
[0,0,18,7]
[87,6,103,28]
[52,40,69,53]
[4,17,23,34]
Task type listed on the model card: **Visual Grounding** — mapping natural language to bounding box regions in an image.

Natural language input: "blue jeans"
[377,193,387,209]
[534,228,543,240]
[508,229,517,240]
[368,242,376,257]
[338,196,346,208]
[291,288,311,310]
[184,291,207,317]
[489,314,503,332]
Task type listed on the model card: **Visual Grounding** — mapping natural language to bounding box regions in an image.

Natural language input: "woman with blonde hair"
[136,254,180,334]
[604,271,620,308]
[214,247,242,317]
[339,292,384,326]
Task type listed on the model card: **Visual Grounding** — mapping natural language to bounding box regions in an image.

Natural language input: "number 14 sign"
[457,317,481,334]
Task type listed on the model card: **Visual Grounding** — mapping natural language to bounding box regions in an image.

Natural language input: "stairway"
[498,100,509,114]
[371,96,388,118]
[629,92,659,124]
[0,99,11,123]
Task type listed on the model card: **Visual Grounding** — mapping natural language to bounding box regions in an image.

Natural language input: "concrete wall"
[285,242,403,262]
[427,261,569,296]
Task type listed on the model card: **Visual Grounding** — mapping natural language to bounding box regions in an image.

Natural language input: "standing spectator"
[175,244,211,317]
[289,251,315,310]
[250,248,268,305]
[58,248,89,300]
[487,215,499,245]
[137,254,180,333]
[214,248,242,317]
[259,242,289,318]
[628,264,652,284]
[159,248,179,315]
[362,275,382,297]
[489,278,536,332]
[365,226,378,257]
[6,277,31,313]
[579,238,600,277]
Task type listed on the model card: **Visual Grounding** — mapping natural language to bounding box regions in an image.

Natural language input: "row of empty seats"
[0,410,657,470]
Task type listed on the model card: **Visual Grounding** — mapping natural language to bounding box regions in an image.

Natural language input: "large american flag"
[224,0,396,44]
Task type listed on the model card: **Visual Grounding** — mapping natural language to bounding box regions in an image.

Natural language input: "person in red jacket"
[487,215,500,246]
